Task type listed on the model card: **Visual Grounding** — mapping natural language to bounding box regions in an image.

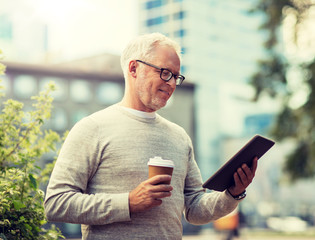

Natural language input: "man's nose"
[167,76,177,88]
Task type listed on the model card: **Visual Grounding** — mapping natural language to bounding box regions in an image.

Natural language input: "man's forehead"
[152,46,180,67]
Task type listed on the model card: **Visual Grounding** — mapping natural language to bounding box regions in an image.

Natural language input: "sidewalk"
[69,232,314,240]
[183,228,315,240]
[66,228,315,240]
[184,235,313,240]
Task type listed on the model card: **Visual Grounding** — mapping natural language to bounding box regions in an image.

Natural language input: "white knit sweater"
[44,104,238,240]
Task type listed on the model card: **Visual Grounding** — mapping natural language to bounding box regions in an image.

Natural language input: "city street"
[182,228,315,240]
[184,235,313,240]
[68,229,315,240]
[184,236,313,240]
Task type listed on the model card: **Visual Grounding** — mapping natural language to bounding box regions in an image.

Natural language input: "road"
[184,235,313,240]
[67,228,315,240]
[183,229,315,240]
[69,232,314,240]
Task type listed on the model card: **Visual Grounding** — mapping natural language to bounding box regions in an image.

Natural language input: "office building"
[138,0,274,178]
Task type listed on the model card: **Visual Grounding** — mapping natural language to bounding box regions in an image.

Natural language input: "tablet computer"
[202,135,275,192]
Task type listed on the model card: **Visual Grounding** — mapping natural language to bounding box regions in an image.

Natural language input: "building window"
[146,15,169,26]
[70,80,92,103]
[0,75,10,95]
[64,223,81,236]
[244,114,274,135]
[174,29,186,38]
[97,82,123,105]
[72,109,89,125]
[180,65,186,75]
[0,14,12,40]
[51,108,68,131]
[173,11,185,20]
[40,77,67,101]
[146,0,166,9]
[13,75,37,99]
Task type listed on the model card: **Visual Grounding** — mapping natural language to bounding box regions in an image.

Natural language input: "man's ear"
[128,60,137,78]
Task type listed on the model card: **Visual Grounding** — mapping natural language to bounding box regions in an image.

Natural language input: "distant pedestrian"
[214,207,240,240]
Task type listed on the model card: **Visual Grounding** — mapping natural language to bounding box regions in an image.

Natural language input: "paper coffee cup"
[148,156,174,184]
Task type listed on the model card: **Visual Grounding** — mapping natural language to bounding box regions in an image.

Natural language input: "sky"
[45,0,139,60]
[1,0,139,62]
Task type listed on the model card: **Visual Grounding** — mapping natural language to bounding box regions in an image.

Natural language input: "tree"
[250,0,315,181]
[0,51,64,239]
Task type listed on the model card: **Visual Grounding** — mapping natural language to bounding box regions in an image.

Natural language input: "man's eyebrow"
[162,66,178,73]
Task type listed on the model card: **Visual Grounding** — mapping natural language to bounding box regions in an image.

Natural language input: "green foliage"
[250,0,315,181]
[0,56,64,239]
[0,50,5,76]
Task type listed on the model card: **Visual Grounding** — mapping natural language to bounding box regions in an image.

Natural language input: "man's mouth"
[159,89,170,96]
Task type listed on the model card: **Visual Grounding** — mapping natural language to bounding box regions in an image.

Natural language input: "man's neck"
[119,104,156,119]
[119,97,155,113]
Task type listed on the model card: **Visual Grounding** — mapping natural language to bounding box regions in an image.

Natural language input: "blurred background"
[1,0,315,239]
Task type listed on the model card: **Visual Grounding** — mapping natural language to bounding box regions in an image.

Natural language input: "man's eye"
[162,70,171,77]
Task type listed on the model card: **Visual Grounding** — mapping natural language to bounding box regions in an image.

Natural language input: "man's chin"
[149,101,167,111]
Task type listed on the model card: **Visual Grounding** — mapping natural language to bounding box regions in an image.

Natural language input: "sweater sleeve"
[183,143,240,225]
[44,117,131,225]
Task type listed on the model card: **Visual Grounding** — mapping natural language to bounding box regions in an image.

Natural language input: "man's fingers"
[150,192,172,202]
[152,198,163,207]
[129,176,173,213]
[237,167,248,184]
[229,157,258,197]
[152,184,173,193]
[233,172,241,186]
[148,174,172,185]
[235,158,257,186]
[251,157,258,173]
[241,164,253,179]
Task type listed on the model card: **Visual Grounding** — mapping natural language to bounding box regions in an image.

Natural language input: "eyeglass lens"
[161,70,183,86]
[161,69,172,80]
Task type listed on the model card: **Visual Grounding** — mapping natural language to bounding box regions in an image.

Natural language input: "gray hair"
[120,32,182,79]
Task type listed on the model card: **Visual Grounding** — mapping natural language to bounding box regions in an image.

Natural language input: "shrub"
[0,50,64,239]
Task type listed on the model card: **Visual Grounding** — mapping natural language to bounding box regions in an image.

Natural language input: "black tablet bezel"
[202,135,275,192]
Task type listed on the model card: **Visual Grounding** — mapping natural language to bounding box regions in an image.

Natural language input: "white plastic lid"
[148,156,174,168]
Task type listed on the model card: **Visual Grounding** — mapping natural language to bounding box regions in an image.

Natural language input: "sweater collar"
[119,106,156,119]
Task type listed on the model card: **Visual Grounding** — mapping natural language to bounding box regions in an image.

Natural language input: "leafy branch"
[0,55,64,239]
[250,0,315,181]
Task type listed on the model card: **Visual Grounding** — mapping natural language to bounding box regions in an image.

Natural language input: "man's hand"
[129,175,173,213]
[228,157,258,197]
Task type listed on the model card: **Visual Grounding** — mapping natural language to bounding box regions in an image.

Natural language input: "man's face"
[134,45,180,112]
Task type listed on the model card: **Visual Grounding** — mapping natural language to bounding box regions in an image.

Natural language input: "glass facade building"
[138,0,274,179]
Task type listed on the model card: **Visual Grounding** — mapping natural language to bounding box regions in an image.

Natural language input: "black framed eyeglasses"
[136,60,185,86]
